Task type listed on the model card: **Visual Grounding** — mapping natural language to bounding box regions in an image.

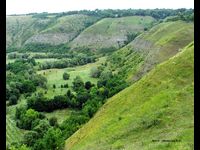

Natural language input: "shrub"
[63,72,70,80]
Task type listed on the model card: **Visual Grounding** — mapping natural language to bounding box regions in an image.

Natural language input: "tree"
[9,95,18,105]
[33,120,50,138]
[9,144,31,150]
[85,81,93,90]
[23,131,38,147]
[21,80,36,93]
[64,84,68,88]
[72,76,84,91]
[49,117,58,127]
[15,106,26,120]
[19,109,40,130]
[41,127,64,150]
[53,84,56,89]
[63,72,70,80]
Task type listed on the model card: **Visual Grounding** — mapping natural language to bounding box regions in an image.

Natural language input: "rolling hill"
[25,14,100,45]
[65,42,194,150]
[108,20,194,82]
[6,14,100,51]
[70,16,155,52]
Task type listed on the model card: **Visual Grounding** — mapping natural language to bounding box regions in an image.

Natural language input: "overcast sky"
[6,0,194,15]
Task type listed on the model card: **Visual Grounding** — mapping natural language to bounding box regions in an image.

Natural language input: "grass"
[65,42,194,150]
[6,57,58,64]
[70,16,155,50]
[35,58,58,63]
[44,109,78,124]
[6,14,100,49]
[6,115,23,146]
[37,57,106,98]
[108,20,194,82]
[6,97,27,147]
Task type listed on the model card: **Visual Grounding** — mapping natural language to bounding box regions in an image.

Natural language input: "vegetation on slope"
[25,14,100,45]
[6,115,23,146]
[70,16,155,52]
[109,20,194,82]
[65,42,194,150]
[6,14,100,52]
[6,15,56,51]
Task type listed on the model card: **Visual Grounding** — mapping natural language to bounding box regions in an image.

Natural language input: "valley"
[6,9,194,150]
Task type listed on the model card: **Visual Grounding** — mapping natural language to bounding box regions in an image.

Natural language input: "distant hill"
[109,20,194,82]
[25,15,100,45]
[65,42,194,150]
[6,14,100,52]
[70,16,155,52]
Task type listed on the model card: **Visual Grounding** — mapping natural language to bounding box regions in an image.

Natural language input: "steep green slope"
[25,15,100,45]
[65,42,194,150]
[109,20,194,82]
[70,16,155,52]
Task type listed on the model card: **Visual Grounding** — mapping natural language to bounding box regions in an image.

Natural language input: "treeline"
[55,8,193,20]
[27,8,194,21]
[39,55,96,70]
[20,43,71,53]
[27,72,127,113]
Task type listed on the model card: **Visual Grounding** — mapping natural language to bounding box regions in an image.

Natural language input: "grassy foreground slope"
[70,16,155,51]
[65,42,194,150]
[109,20,194,82]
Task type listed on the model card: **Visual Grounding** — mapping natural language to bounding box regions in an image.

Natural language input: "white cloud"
[6,0,194,15]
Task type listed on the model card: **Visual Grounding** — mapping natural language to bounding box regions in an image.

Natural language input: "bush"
[90,67,101,78]
[72,76,84,92]
[8,95,18,105]
[85,81,93,90]
[63,72,70,80]
[64,84,68,88]
[49,117,58,127]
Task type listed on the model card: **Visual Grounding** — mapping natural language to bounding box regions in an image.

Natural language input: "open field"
[44,109,78,124]
[37,57,106,98]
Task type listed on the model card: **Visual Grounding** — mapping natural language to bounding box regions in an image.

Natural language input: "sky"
[6,0,194,15]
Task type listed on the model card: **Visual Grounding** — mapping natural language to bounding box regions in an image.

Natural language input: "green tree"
[85,81,93,90]
[9,95,18,105]
[33,120,50,138]
[42,128,64,150]
[23,131,38,147]
[49,117,58,127]
[72,76,84,91]
[63,72,70,80]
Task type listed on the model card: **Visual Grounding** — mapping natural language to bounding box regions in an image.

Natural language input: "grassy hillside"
[109,20,194,82]
[70,16,155,52]
[65,42,194,150]
[6,15,37,49]
[6,14,100,51]
[25,15,100,45]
